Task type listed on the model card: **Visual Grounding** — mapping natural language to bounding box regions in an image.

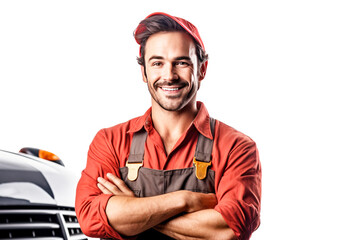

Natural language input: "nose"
[162,63,179,81]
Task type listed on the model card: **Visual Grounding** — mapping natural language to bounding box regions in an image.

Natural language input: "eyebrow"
[174,56,192,61]
[148,56,164,61]
[148,56,192,62]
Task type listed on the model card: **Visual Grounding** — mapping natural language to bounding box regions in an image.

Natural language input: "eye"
[175,61,190,67]
[152,61,163,67]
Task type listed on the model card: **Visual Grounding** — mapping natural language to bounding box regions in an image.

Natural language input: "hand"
[97,173,135,197]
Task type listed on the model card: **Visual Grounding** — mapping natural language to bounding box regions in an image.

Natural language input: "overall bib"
[118,118,216,239]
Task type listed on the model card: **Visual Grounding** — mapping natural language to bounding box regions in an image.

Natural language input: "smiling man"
[144,31,201,113]
[75,12,261,240]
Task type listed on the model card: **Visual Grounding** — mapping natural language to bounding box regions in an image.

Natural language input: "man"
[75,12,261,240]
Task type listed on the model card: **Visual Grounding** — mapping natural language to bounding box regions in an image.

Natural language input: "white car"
[0,148,88,240]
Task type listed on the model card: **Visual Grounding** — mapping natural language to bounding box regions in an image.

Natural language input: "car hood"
[0,150,79,207]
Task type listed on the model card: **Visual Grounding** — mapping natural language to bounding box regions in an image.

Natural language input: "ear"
[198,62,208,81]
[141,66,147,83]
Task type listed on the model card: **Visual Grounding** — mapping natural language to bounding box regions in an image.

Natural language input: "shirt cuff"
[214,202,253,240]
[98,194,137,240]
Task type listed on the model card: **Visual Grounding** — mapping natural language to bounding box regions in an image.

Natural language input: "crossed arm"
[97,173,236,239]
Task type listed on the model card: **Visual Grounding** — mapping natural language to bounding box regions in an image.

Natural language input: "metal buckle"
[193,157,211,180]
[126,161,143,181]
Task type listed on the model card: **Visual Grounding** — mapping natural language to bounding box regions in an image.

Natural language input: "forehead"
[144,31,196,60]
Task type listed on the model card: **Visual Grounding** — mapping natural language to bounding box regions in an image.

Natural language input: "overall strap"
[128,129,148,163]
[194,117,216,163]
[193,117,216,180]
[126,129,147,181]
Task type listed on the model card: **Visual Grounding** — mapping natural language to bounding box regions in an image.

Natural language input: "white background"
[1,1,359,239]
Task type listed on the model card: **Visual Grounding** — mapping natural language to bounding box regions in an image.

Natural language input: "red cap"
[134,12,205,53]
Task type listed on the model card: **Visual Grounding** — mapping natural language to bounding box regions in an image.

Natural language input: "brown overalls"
[117,118,216,239]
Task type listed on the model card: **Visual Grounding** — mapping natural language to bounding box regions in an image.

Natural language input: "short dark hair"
[134,15,208,67]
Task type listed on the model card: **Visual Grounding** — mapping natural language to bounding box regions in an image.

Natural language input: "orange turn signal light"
[19,147,64,166]
[39,149,60,161]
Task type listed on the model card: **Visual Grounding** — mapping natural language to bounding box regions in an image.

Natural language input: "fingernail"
[107,173,112,177]
[97,177,102,182]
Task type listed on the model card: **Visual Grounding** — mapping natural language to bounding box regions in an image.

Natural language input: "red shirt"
[75,102,261,239]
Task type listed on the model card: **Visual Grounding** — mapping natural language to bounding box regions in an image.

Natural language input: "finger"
[107,173,135,197]
[97,176,122,195]
[106,173,135,197]
[97,182,113,194]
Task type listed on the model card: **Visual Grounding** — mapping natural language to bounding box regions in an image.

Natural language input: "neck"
[152,101,198,134]
[151,100,198,154]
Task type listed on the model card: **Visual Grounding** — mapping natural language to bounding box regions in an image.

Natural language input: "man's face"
[142,31,204,112]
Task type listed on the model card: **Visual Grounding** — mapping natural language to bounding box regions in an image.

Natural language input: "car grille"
[0,206,87,240]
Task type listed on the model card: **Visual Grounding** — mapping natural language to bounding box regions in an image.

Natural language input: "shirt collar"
[193,101,213,140]
[127,107,152,133]
[127,101,213,140]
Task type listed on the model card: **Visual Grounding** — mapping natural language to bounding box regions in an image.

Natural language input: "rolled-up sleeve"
[214,141,261,240]
[75,129,127,239]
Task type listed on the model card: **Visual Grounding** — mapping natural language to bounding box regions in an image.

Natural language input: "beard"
[146,78,197,112]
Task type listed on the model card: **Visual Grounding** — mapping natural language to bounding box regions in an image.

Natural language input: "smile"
[154,80,188,94]
[161,87,180,91]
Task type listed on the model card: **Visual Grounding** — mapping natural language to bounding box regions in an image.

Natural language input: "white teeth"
[162,87,179,91]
